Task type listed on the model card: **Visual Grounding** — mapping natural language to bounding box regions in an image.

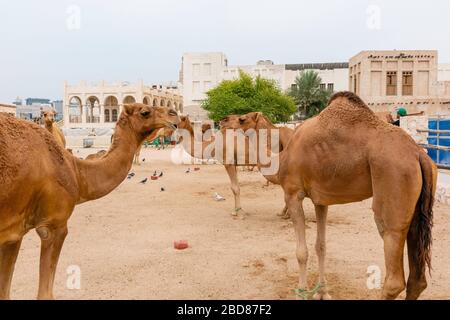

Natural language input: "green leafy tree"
[288,70,332,119]
[202,71,296,123]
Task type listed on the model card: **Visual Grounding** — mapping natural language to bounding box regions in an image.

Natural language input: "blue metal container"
[427,116,450,166]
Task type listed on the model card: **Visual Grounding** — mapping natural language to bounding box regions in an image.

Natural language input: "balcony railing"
[87,116,100,123]
[69,115,82,123]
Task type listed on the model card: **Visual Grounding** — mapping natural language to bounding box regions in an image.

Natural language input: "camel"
[219,113,294,217]
[177,115,289,216]
[133,127,176,165]
[0,103,179,300]
[43,110,66,148]
[236,92,436,300]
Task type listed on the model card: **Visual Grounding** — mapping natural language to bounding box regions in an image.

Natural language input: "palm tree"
[288,70,332,119]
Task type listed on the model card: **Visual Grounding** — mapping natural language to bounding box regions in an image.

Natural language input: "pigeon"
[159,172,163,177]
[185,168,191,173]
[142,158,146,163]
[160,187,165,192]
[213,192,226,201]
[139,178,148,184]
[152,170,157,177]
[127,172,135,179]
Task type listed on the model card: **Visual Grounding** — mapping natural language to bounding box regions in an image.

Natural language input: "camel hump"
[328,91,370,110]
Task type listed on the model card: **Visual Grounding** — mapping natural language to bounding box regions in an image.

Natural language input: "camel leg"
[286,193,308,296]
[36,225,68,300]
[312,205,331,300]
[134,146,141,165]
[277,205,290,219]
[224,165,242,216]
[381,228,408,300]
[0,239,22,300]
[405,214,427,300]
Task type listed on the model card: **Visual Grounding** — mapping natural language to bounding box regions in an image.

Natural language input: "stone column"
[100,104,105,123]
[82,104,87,124]
[63,104,70,127]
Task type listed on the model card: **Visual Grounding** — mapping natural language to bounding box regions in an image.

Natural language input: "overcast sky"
[1,0,449,102]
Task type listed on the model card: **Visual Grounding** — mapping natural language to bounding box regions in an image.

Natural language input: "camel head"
[43,110,57,126]
[178,115,192,130]
[122,103,180,140]
[219,115,241,129]
[235,112,263,131]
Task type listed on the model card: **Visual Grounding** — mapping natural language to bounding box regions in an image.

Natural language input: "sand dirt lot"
[10,147,450,300]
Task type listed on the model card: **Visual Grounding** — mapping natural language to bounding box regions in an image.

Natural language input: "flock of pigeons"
[125,165,226,200]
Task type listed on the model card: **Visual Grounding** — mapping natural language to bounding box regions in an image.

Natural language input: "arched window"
[112,109,118,122]
[105,109,110,123]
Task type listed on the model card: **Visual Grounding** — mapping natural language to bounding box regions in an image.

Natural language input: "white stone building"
[180,52,349,120]
[349,50,450,115]
[63,80,183,129]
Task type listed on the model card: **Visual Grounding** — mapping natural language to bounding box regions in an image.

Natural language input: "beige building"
[0,103,16,115]
[180,52,349,120]
[349,50,450,114]
[63,80,183,129]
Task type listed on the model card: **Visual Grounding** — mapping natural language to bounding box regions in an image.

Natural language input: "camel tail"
[412,151,437,273]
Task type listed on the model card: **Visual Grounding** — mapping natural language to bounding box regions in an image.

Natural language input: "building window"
[193,63,200,77]
[320,83,326,90]
[112,109,118,122]
[386,71,397,96]
[402,71,413,96]
[203,63,212,76]
[105,109,110,122]
[193,81,200,95]
[327,83,334,92]
[291,84,298,90]
[204,81,212,91]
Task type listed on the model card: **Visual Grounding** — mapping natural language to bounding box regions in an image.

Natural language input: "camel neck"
[45,122,53,131]
[74,119,140,203]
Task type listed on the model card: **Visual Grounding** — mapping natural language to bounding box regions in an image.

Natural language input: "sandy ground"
[10,146,450,300]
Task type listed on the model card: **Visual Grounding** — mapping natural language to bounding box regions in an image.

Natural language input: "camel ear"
[123,104,135,116]
[253,112,262,122]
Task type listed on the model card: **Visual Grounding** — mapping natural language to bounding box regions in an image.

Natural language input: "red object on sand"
[151,176,158,180]
[174,240,189,250]
[194,167,200,171]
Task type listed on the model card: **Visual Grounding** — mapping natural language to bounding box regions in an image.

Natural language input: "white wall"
[181,53,228,118]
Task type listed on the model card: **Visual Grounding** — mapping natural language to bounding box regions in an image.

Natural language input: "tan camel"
[0,103,179,300]
[43,110,66,148]
[219,113,294,217]
[133,127,176,165]
[236,92,436,300]
[177,115,289,216]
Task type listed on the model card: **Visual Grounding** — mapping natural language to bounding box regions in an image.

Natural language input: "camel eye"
[169,109,177,116]
[239,117,245,123]
[140,110,151,118]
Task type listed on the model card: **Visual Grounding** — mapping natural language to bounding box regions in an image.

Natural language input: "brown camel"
[219,113,294,217]
[177,115,288,216]
[43,110,66,148]
[0,103,179,300]
[133,127,176,165]
[237,92,436,300]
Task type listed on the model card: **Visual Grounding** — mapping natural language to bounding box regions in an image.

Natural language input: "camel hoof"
[231,208,245,219]
[281,213,291,220]
[312,292,332,300]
